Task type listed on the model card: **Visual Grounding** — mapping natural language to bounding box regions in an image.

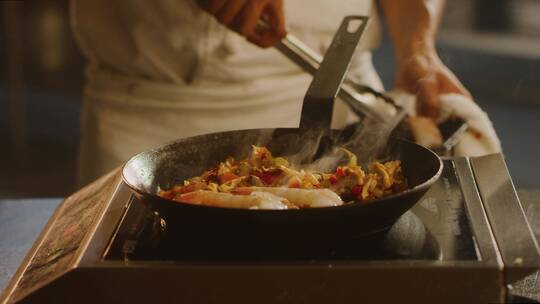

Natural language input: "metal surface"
[16,264,501,304]
[454,157,502,264]
[412,159,486,261]
[471,154,540,283]
[76,181,132,265]
[299,15,367,129]
[510,189,540,301]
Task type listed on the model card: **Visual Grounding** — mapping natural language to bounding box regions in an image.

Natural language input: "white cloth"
[71,0,383,185]
[386,90,502,157]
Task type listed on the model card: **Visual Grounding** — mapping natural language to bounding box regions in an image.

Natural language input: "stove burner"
[384,211,441,260]
[105,200,441,261]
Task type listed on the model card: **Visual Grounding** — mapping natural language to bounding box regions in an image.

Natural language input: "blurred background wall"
[0,0,539,198]
[1,1,85,198]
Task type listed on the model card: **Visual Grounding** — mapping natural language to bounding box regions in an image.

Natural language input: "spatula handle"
[299,16,368,130]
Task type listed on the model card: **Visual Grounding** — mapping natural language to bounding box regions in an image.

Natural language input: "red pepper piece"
[219,172,239,183]
[335,167,348,178]
[289,180,302,188]
[260,172,279,185]
[160,191,175,200]
[352,185,362,196]
[179,184,197,194]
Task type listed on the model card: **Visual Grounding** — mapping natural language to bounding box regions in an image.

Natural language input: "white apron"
[71,0,384,186]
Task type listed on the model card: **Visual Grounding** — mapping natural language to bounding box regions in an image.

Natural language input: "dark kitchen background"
[1,0,539,198]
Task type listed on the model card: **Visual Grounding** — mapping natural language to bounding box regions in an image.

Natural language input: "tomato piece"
[329,174,338,185]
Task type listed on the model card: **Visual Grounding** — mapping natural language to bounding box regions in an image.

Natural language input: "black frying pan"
[122,16,443,245]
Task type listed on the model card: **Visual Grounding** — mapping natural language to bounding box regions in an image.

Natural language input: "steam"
[308,118,396,172]
[340,117,398,165]
[236,116,398,173]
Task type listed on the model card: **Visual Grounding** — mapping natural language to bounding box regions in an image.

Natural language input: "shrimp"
[177,190,292,210]
[233,187,343,208]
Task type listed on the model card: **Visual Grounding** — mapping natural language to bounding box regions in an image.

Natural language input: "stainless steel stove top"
[2,154,539,304]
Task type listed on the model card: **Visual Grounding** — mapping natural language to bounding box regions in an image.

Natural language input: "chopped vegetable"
[158,146,407,205]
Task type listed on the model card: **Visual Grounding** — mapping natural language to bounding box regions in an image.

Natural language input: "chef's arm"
[378,0,470,119]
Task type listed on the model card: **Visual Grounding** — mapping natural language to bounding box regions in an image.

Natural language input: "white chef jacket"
[71,0,384,185]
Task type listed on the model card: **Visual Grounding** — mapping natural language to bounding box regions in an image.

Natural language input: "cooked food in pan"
[159,146,407,210]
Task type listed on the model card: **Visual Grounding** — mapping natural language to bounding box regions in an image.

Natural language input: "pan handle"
[299,16,369,130]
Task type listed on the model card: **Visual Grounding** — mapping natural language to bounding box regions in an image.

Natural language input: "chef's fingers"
[216,0,248,26]
[235,0,266,38]
[247,1,286,47]
[416,75,441,121]
[263,0,285,34]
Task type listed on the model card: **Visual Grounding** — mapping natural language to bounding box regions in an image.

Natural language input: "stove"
[1,154,539,303]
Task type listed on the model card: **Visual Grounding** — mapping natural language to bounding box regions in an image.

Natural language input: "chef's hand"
[198,0,286,48]
[394,47,471,121]
[379,0,472,121]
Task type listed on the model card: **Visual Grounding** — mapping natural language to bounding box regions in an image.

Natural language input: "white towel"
[385,90,502,157]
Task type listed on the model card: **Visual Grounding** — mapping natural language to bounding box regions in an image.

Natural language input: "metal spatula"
[272,18,467,155]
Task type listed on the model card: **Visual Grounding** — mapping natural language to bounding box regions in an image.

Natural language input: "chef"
[71,0,496,186]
